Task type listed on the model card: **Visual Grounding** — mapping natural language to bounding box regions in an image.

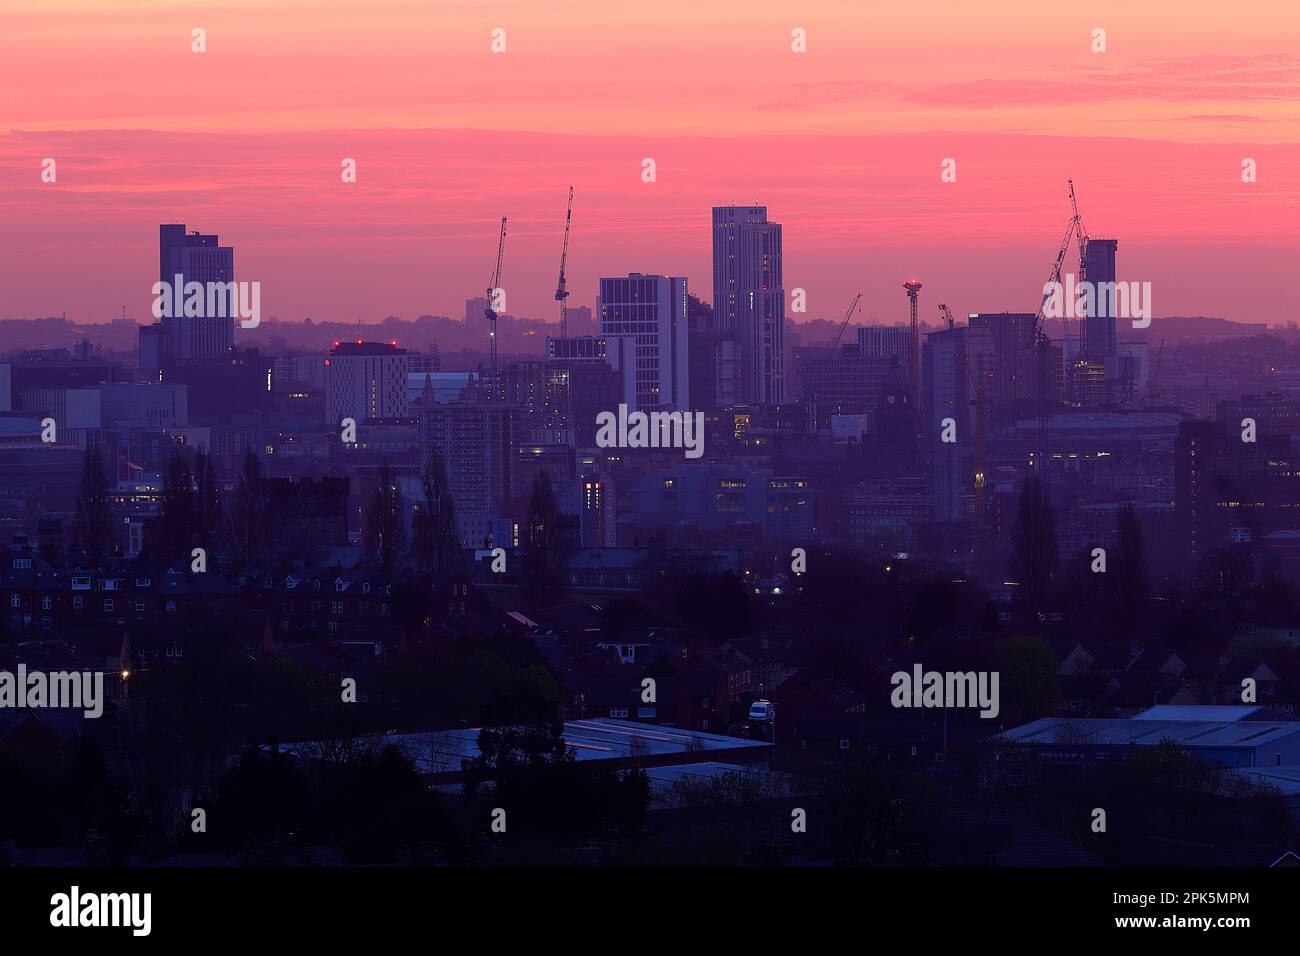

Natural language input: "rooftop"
[999,717,1300,750]
[282,717,770,780]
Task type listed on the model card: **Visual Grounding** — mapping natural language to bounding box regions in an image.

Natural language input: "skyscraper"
[923,325,994,523]
[967,311,1037,427]
[597,273,689,413]
[1081,238,1119,360]
[712,205,784,405]
[157,224,236,361]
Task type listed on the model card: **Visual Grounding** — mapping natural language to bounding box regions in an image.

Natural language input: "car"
[748,699,775,722]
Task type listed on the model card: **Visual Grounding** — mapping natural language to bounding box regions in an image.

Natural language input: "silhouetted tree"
[366,461,404,575]
[1112,501,1150,643]
[413,450,460,575]
[231,449,266,566]
[71,445,112,561]
[1010,473,1056,621]
[159,450,195,562]
[193,448,223,557]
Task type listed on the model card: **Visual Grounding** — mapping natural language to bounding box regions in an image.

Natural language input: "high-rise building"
[712,205,784,404]
[324,341,412,424]
[967,312,1038,426]
[1175,419,1298,557]
[857,326,913,369]
[923,325,995,523]
[419,400,522,521]
[1082,238,1119,361]
[154,224,236,362]
[686,294,737,412]
[542,345,624,447]
[597,273,689,413]
[798,344,895,422]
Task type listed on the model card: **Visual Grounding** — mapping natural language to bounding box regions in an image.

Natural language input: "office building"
[324,341,412,424]
[712,205,784,404]
[148,223,237,364]
[597,273,689,413]
[1082,238,1119,361]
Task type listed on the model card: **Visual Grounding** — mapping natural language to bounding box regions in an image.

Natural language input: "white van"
[748,699,775,722]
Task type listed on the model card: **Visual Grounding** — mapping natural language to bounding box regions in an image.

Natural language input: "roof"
[1134,705,1295,722]
[999,717,1300,750]
[281,717,769,778]
[1230,765,1300,797]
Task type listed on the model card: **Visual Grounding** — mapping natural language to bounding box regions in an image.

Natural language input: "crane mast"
[1030,180,1088,479]
[555,187,574,338]
[485,216,507,387]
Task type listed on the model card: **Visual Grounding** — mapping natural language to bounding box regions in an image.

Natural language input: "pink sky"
[2,0,1298,331]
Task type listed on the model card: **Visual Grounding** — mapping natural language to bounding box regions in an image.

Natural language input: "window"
[73,596,83,610]
[13,558,31,570]
[637,705,656,718]
[840,739,850,750]
[103,599,114,612]
[134,600,145,612]
[41,596,52,610]
[362,583,371,594]
[135,577,151,588]
[610,706,628,718]
[331,601,343,615]
[9,594,20,609]
[165,600,176,612]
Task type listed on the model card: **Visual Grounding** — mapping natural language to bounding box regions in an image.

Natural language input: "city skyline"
[4,0,1300,909]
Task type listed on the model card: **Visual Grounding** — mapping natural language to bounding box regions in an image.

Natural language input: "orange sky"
[2,0,1298,328]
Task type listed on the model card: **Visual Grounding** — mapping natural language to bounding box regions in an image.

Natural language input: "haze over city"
[3,0,1300,935]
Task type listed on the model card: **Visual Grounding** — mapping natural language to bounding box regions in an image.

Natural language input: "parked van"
[748,699,775,722]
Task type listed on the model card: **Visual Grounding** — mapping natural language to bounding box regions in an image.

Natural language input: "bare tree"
[1010,473,1057,621]
[366,461,404,576]
[231,448,266,567]
[72,445,112,561]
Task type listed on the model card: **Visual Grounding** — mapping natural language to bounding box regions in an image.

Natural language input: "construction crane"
[940,303,990,525]
[827,292,863,349]
[555,187,574,338]
[1069,178,1088,283]
[485,216,507,385]
[1031,188,1086,479]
